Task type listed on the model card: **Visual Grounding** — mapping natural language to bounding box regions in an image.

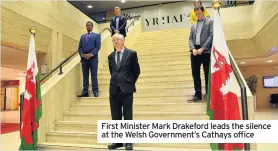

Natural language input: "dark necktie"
[117,52,121,67]
[86,33,90,42]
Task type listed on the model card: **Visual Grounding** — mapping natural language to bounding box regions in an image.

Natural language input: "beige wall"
[1,1,100,70]
[1,111,20,123]
[240,65,278,109]
[252,1,278,36]
[207,5,253,40]
[207,2,278,59]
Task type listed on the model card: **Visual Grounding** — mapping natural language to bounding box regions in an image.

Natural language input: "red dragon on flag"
[206,8,244,150]
[19,31,42,150]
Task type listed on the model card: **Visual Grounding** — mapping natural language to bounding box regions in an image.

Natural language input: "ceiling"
[1,46,29,70]
[67,0,252,23]
[236,46,278,67]
[68,1,180,14]
[67,0,252,14]
[1,67,26,81]
[67,0,181,22]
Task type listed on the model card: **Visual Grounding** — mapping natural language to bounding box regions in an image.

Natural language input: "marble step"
[77,96,202,105]
[39,142,209,150]
[63,112,208,121]
[69,102,206,114]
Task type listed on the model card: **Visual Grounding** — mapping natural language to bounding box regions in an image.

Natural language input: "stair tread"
[72,102,205,107]
[56,121,98,124]
[48,131,98,135]
[45,28,212,150]
[39,142,210,150]
[64,111,206,115]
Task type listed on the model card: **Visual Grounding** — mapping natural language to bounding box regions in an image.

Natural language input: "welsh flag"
[19,33,42,150]
[206,10,244,150]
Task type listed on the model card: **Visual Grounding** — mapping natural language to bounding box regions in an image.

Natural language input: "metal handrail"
[126,15,140,32]
[20,15,141,129]
[104,15,141,22]
[229,54,250,150]
[40,15,140,83]
[40,27,111,83]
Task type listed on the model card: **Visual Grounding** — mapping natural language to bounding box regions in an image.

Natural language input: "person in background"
[107,33,140,150]
[110,7,127,38]
[189,0,210,25]
[188,5,213,103]
[77,21,101,97]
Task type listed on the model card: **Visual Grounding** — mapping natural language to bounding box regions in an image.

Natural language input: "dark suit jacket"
[110,16,127,37]
[108,48,140,94]
[189,17,213,53]
[78,32,101,63]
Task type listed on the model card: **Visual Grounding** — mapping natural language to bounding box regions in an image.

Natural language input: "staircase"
[39,28,209,150]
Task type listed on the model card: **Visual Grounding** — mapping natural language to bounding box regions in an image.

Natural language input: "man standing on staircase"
[77,21,101,97]
[110,7,127,38]
[188,5,213,103]
[107,33,140,150]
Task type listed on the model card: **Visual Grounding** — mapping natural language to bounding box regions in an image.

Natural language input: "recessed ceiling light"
[102,18,105,20]
[266,60,274,63]
[121,0,126,3]
[240,62,246,64]
[87,5,93,8]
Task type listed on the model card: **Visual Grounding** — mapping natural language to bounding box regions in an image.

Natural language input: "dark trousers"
[109,87,133,120]
[190,46,211,99]
[81,60,98,93]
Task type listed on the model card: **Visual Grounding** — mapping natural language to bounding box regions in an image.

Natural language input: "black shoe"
[93,92,99,97]
[187,96,202,103]
[108,143,123,150]
[203,94,207,101]
[125,143,133,150]
[77,92,88,97]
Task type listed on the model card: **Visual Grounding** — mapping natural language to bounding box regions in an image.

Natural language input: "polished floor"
[1,109,278,151]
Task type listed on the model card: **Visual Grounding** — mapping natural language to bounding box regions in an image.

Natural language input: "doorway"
[1,87,19,111]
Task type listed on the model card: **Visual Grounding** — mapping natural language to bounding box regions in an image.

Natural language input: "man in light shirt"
[110,7,127,38]
[107,34,140,150]
[188,5,213,103]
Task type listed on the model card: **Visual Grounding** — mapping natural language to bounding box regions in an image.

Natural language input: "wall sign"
[121,1,211,31]
[145,14,187,26]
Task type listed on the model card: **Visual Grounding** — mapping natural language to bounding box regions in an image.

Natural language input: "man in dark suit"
[107,33,140,150]
[110,7,127,37]
[188,5,213,102]
[77,21,101,97]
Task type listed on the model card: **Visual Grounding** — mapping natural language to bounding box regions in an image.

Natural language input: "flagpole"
[19,25,38,150]
[20,25,36,136]
[20,26,36,127]
[212,0,222,11]
[29,25,36,36]
[211,1,251,150]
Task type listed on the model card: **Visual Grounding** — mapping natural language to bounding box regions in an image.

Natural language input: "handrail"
[40,51,79,82]
[99,27,111,34]
[105,15,140,22]
[206,1,253,8]
[20,15,141,129]
[126,15,140,33]
[40,27,112,83]
[40,15,140,83]
[229,54,250,150]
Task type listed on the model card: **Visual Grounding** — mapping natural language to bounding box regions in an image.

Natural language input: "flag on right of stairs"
[206,9,244,150]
